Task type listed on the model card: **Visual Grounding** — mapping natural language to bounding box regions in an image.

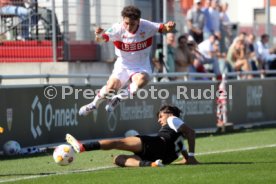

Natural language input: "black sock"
[139,160,152,167]
[83,141,101,151]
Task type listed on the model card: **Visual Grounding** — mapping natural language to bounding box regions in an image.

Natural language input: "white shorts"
[110,59,152,86]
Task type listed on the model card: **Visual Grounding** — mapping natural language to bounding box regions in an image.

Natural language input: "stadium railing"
[1,71,276,85]
[0,70,276,85]
[0,72,217,85]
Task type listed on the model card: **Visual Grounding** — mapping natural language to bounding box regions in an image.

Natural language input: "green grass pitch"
[0,128,276,184]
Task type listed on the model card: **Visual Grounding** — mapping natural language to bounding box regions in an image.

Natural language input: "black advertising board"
[0,81,219,149]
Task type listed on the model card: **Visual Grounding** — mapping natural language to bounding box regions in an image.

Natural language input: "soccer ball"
[3,140,21,156]
[53,144,75,166]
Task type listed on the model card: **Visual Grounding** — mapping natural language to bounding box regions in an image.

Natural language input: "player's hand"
[174,158,187,165]
[165,21,176,32]
[186,156,200,165]
[95,27,104,35]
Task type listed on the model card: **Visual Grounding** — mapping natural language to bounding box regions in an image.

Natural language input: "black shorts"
[135,135,166,162]
[135,135,178,164]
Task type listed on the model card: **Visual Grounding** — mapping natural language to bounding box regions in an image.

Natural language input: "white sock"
[116,90,129,100]
[128,82,138,95]
[113,83,138,101]
[91,85,107,107]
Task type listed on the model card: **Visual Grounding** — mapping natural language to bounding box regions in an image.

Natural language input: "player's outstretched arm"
[178,124,199,165]
[95,27,108,43]
[162,21,176,33]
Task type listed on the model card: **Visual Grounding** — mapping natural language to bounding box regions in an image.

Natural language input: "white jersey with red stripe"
[103,19,163,68]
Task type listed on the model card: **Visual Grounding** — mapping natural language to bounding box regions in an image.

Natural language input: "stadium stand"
[0,40,63,62]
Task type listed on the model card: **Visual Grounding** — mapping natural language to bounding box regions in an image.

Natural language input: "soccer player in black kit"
[66,105,199,167]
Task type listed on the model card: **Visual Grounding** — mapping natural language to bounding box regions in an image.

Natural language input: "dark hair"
[121,6,141,20]
[239,32,247,36]
[156,105,182,118]
[261,34,269,40]
[178,34,188,44]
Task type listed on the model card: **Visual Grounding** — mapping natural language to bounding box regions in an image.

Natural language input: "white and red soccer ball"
[53,144,75,166]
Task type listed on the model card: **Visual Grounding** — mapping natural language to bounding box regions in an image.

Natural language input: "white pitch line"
[1,144,276,183]
[0,166,115,183]
[196,144,276,156]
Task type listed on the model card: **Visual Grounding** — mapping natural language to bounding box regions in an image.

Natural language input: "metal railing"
[0,73,109,85]
[0,72,217,85]
[1,71,276,85]
[223,70,276,80]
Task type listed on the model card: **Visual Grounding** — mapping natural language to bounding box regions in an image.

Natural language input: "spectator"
[219,2,230,24]
[202,0,220,40]
[32,2,62,40]
[152,33,176,81]
[165,32,176,74]
[245,33,260,70]
[256,34,276,70]
[152,43,164,82]
[237,32,247,42]
[202,0,212,39]
[209,0,221,38]
[175,34,194,80]
[0,0,36,39]
[22,0,62,40]
[219,2,231,54]
[186,0,205,44]
[213,39,232,78]
[198,34,220,75]
[187,40,206,74]
[226,37,252,78]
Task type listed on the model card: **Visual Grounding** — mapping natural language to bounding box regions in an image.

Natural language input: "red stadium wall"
[0,41,63,62]
[0,40,100,62]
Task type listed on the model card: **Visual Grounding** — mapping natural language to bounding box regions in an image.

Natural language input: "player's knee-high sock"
[116,82,138,101]
[128,82,139,95]
[90,85,108,107]
[110,82,139,101]
[83,141,101,151]
[118,82,139,100]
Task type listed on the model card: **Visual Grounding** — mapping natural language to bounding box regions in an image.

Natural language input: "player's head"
[121,6,141,33]
[121,5,141,21]
[157,105,182,126]
[157,105,182,117]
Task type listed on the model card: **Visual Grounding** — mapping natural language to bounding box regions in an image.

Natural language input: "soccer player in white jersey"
[79,5,176,116]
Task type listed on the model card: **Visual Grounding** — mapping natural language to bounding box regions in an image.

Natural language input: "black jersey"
[136,119,185,165]
[158,124,183,143]
[158,124,185,163]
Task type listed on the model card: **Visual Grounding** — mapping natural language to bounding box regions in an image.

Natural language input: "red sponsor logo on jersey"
[113,37,153,52]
